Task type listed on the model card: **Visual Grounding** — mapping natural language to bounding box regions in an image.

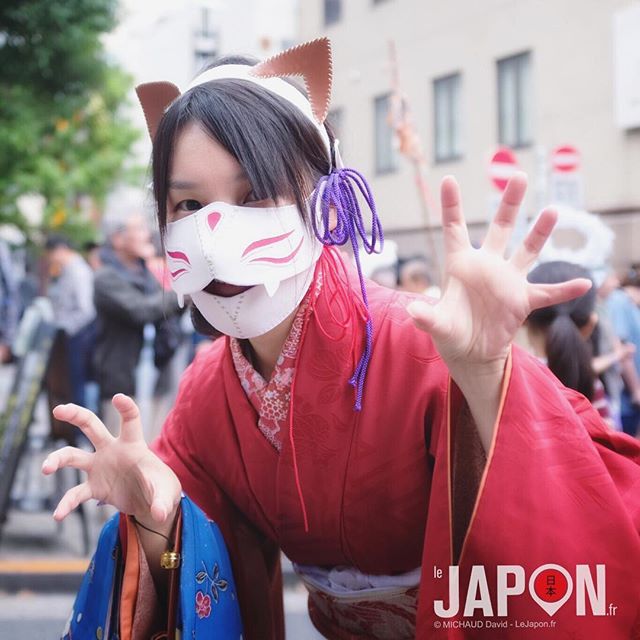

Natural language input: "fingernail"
[52,509,58,518]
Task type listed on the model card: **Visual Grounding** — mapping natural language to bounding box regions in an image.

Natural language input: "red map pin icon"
[529,564,573,616]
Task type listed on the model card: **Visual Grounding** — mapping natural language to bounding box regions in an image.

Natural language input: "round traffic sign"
[489,147,519,191]
[551,145,580,173]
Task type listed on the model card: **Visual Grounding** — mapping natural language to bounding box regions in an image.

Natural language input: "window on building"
[497,52,532,148]
[194,6,217,74]
[324,0,341,26]
[374,94,398,174]
[199,6,213,37]
[433,73,462,163]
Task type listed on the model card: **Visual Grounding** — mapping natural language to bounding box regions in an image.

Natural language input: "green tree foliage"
[0,0,140,244]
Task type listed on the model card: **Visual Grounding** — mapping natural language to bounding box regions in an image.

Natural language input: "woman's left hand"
[408,173,592,373]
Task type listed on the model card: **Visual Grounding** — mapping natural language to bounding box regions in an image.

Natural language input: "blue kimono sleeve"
[61,496,243,639]
[61,513,120,639]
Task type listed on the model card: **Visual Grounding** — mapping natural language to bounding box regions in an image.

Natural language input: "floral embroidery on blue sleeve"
[195,591,212,619]
[195,560,229,613]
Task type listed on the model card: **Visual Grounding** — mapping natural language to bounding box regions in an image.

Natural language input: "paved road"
[0,589,324,639]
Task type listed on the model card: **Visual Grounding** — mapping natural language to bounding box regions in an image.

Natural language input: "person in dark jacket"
[93,213,180,434]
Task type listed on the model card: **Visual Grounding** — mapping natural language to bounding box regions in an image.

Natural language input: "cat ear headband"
[135,37,333,162]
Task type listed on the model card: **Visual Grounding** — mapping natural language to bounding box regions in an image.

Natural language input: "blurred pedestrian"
[604,266,640,437]
[360,238,398,289]
[399,256,440,298]
[591,269,634,430]
[93,213,180,436]
[45,235,97,407]
[526,261,612,424]
[369,265,398,288]
[146,234,187,440]
[83,240,103,271]
[0,237,19,364]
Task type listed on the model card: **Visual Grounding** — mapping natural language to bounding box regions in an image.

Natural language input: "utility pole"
[387,39,441,281]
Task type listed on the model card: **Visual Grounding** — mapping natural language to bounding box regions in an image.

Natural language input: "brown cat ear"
[135,81,181,141]
[250,37,332,125]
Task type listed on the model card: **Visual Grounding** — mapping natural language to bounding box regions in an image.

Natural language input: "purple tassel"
[310,168,384,411]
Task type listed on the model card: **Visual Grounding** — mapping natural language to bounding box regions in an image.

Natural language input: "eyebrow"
[168,172,249,190]
[168,180,197,190]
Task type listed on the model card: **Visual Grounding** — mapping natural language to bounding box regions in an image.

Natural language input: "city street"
[0,589,322,639]
[0,594,73,639]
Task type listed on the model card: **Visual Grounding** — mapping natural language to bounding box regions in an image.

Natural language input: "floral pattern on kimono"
[230,279,319,451]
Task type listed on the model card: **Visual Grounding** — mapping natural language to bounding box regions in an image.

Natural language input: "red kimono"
[153,251,640,639]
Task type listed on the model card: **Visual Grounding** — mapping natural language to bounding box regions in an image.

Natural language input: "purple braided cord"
[310,168,384,410]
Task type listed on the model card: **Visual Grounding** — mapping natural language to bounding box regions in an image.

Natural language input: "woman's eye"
[177,199,202,212]
[168,199,203,223]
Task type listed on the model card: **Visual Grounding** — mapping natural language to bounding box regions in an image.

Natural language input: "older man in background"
[93,213,181,435]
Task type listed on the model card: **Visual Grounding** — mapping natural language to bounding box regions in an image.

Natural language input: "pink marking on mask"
[242,229,294,258]
[170,268,188,279]
[249,236,304,264]
[167,250,191,265]
[208,211,222,232]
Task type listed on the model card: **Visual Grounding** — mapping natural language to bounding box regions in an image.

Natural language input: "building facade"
[105,0,298,182]
[299,0,640,271]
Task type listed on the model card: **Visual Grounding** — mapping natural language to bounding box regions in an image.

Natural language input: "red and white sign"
[549,144,584,208]
[489,147,519,191]
[551,145,580,173]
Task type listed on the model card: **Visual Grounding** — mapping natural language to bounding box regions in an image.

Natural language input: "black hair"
[45,234,73,251]
[152,54,332,237]
[621,264,640,288]
[527,261,596,400]
[83,240,100,252]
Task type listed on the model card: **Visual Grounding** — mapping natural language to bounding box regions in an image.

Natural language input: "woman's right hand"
[42,394,182,529]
